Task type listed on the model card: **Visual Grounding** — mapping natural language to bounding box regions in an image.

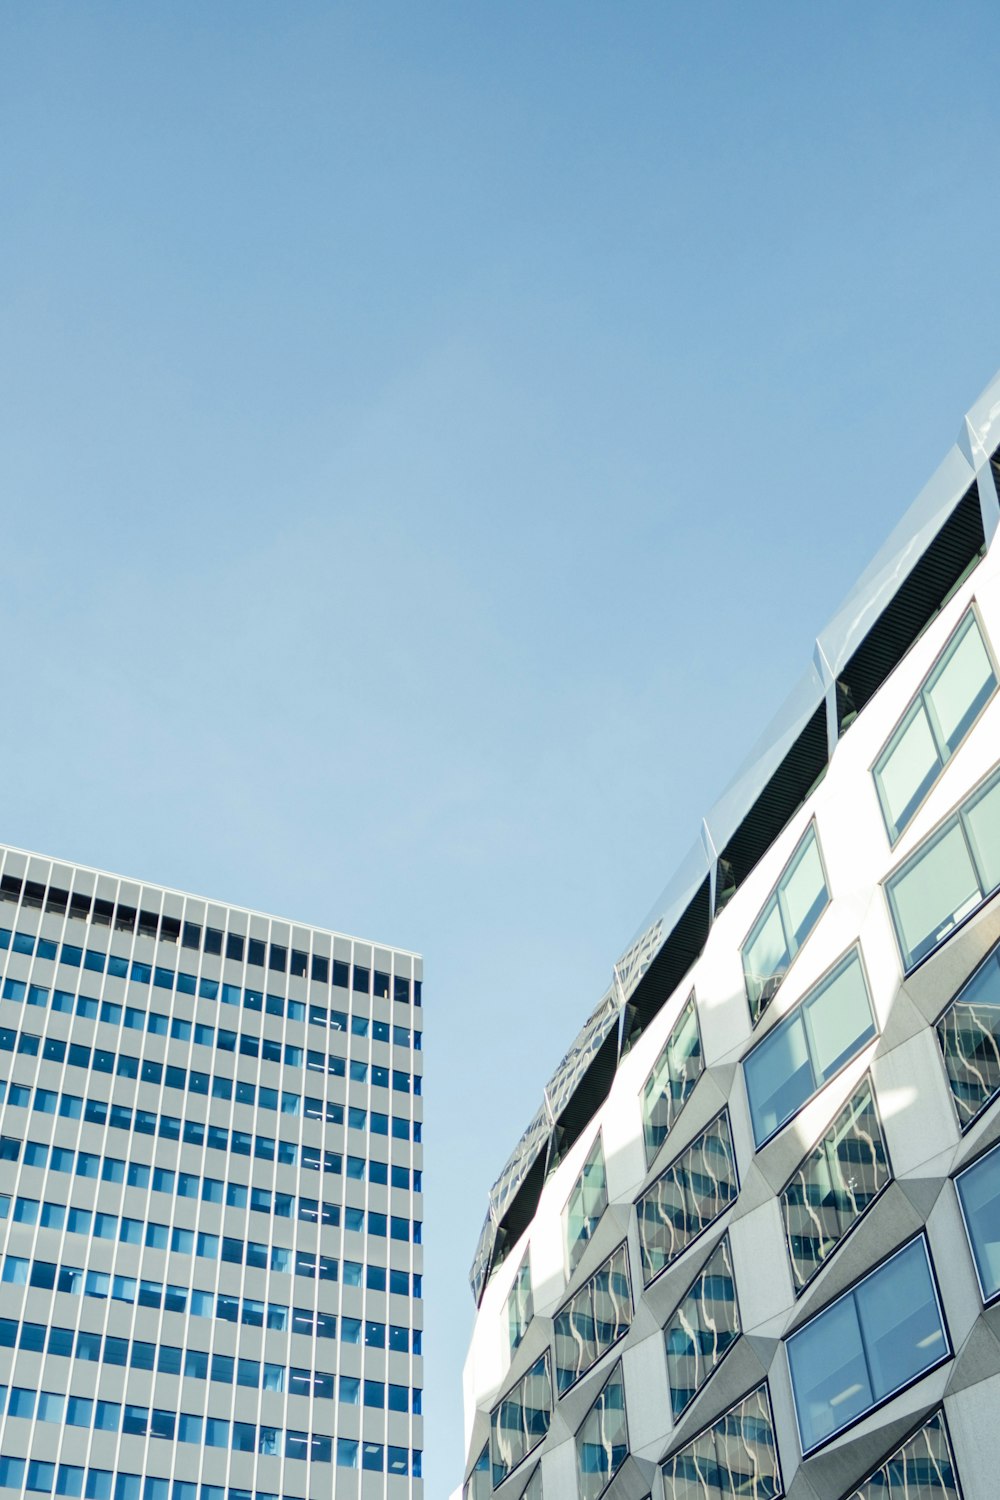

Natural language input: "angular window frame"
[635,1110,739,1288]
[955,1136,1000,1306]
[574,1360,629,1500]
[872,604,998,847]
[884,760,1000,974]
[779,1076,892,1294]
[785,1234,951,1457]
[563,1134,608,1280]
[663,1233,740,1420]
[489,1351,553,1489]
[639,994,703,1168]
[935,937,1000,1132]
[741,820,831,1027]
[660,1382,782,1500]
[844,1408,961,1500]
[506,1251,534,1357]
[554,1241,632,1396]
[743,945,877,1149]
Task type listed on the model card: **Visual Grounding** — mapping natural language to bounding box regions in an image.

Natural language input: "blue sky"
[2,3,1000,1493]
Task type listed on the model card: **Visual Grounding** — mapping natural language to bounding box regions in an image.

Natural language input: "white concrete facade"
[461,372,1000,1500]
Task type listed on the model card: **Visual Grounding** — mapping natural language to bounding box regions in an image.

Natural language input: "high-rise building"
[461,369,1000,1500]
[0,848,423,1500]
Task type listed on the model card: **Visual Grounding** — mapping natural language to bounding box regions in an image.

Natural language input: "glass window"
[787,1237,949,1454]
[886,764,1000,970]
[464,1444,490,1500]
[664,1236,739,1419]
[661,1384,780,1500]
[576,1362,628,1500]
[937,939,1000,1128]
[554,1242,631,1394]
[489,1352,552,1487]
[848,1410,960,1499]
[742,823,830,1024]
[640,994,703,1165]
[875,610,996,844]
[636,1112,738,1286]
[781,1079,890,1292]
[564,1136,608,1276]
[506,1252,534,1355]
[744,947,875,1147]
[956,1139,1000,1302]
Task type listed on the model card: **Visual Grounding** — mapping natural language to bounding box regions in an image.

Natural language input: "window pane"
[565,1138,608,1276]
[854,1240,945,1401]
[937,944,1000,1127]
[554,1244,631,1395]
[641,996,703,1164]
[744,1012,811,1145]
[803,951,875,1083]
[782,1081,890,1291]
[576,1364,628,1500]
[876,705,940,842]
[957,1141,1000,1301]
[888,821,981,969]
[664,1237,739,1418]
[506,1254,533,1354]
[964,771,1000,895]
[926,614,995,754]
[489,1353,551,1487]
[660,1385,779,1500]
[636,1114,738,1285]
[788,1290,872,1451]
[848,1411,960,1500]
[782,828,828,950]
[743,901,788,1024]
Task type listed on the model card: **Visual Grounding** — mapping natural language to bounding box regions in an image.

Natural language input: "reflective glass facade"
[553,1244,630,1395]
[663,1236,739,1419]
[636,1113,738,1285]
[575,1364,627,1500]
[660,1385,780,1500]
[0,846,422,1500]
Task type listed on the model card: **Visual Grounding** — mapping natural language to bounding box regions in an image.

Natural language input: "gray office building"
[0,845,423,1500]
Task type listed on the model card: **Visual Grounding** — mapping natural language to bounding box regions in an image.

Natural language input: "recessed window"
[489,1352,552,1486]
[564,1136,608,1277]
[507,1252,533,1355]
[781,1079,890,1292]
[636,1112,738,1286]
[640,994,703,1165]
[786,1236,949,1454]
[874,609,997,845]
[664,1235,739,1418]
[576,1364,628,1500]
[463,1444,489,1500]
[956,1138,1000,1303]
[744,947,875,1148]
[554,1243,631,1394]
[885,762,1000,971]
[936,938,1000,1129]
[660,1384,780,1499]
[848,1411,960,1499]
[742,822,829,1025]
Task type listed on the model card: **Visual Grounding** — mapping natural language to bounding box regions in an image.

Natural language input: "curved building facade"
[461,371,1000,1500]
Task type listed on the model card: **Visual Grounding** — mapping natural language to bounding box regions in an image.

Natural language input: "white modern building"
[0,850,423,1500]
[461,369,1000,1500]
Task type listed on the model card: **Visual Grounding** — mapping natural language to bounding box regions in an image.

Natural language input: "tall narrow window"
[575,1363,628,1500]
[786,1236,949,1455]
[955,1138,1000,1303]
[847,1411,960,1500]
[936,938,1000,1128]
[507,1253,534,1355]
[564,1137,608,1277]
[744,947,875,1148]
[742,823,829,1025]
[885,762,1000,971]
[664,1235,740,1418]
[660,1385,781,1500]
[520,1466,542,1500]
[464,1443,490,1500]
[640,996,703,1166]
[490,1353,552,1486]
[554,1243,631,1394]
[874,609,997,845]
[636,1112,738,1286]
[781,1080,890,1292]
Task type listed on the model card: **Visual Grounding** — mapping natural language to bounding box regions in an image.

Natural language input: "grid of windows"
[0,848,423,1500]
